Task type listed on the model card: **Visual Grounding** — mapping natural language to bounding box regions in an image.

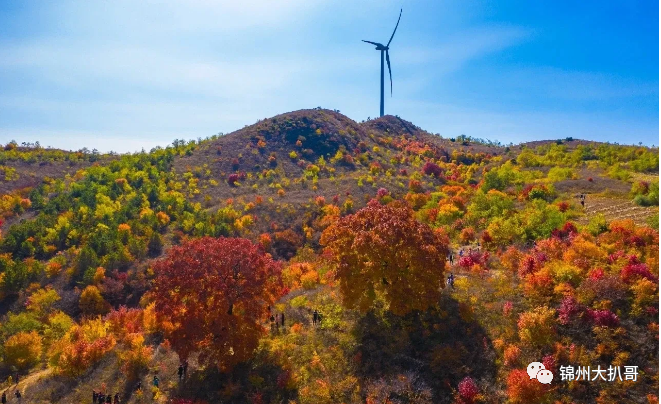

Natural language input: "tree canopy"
[152,236,282,371]
[321,200,448,315]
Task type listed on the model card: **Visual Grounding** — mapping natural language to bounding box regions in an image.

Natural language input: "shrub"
[503,345,521,367]
[300,270,320,290]
[26,287,60,317]
[408,179,423,193]
[621,262,656,283]
[228,173,240,186]
[558,296,582,325]
[148,232,164,257]
[259,233,272,250]
[457,376,479,404]
[422,161,442,177]
[632,180,659,206]
[376,188,389,198]
[517,306,556,347]
[156,211,171,227]
[556,201,570,212]
[586,309,619,327]
[459,227,476,244]
[4,331,43,371]
[273,229,302,259]
[119,333,153,380]
[506,369,548,404]
[547,167,575,182]
[79,285,110,316]
[44,311,74,342]
[500,246,523,273]
[49,318,116,377]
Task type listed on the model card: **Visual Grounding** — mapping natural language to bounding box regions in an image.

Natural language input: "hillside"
[0,109,658,403]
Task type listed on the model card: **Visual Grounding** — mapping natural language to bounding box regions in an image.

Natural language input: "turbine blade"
[386,50,393,96]
[386,9,402,47]
[362,40,382,47]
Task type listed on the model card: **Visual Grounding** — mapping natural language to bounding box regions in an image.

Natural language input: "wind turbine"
[363,8,402,117]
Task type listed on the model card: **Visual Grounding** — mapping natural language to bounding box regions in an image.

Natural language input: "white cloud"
[0,0,656,152]
[58,0,325,35]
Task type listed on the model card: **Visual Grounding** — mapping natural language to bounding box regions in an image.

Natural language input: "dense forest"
[0,109,658,403]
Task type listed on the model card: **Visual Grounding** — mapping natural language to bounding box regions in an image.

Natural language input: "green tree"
[147,232,163,257]
[466,190,514,226]
[76,245,99,279]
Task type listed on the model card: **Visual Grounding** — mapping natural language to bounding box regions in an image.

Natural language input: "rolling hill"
[0,109,657,403]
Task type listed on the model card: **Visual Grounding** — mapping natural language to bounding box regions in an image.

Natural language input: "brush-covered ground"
[0,109,658,403]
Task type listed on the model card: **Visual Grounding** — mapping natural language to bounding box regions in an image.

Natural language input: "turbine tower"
[363,8,402,117]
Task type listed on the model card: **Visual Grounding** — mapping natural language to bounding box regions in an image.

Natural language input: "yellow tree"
[4,331,43,371]
[321,200,448,315]
[79,285,110,316]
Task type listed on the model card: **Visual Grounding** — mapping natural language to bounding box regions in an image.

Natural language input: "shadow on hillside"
[0,293,18,318]
[179,351,296,404]
[353,294,497,403]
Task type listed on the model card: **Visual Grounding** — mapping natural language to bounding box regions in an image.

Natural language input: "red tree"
[228,173,240,186]
[506,369,548,404]
[422,161,443,178]
[152,237,282,371]
[457,376,479,404]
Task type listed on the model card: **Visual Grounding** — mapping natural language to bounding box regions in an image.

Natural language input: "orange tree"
[320,200,448,315]
[152,237,282,371]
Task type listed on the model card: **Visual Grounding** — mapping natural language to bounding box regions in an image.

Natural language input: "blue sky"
[0,0,658,152]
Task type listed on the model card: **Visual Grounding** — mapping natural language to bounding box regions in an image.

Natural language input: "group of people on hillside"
[579,193,587,208]
[445,243,483,290]
[91,371,164,404]
[270,311,285,331]
[267,304,322,330]
[2,373,23,402]
[447,243,481,264]
[312,309,324,326]
[448,244,481,266]
[92,391,119,403]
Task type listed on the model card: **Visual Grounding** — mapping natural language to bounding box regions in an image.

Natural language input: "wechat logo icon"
[527,361,553,384]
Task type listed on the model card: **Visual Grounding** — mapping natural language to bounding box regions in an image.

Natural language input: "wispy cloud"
[395,25,529,68]
[0,0,656,151]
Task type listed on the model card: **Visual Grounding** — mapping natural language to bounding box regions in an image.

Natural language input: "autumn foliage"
[0,114,657,403]
[4,331,43,371]
[152,237,282,371]
[321,200,448,315]
[49,318,117,376]
[506,369,549,403]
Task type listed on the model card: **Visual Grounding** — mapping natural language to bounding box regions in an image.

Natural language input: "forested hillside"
[0,109,658,403]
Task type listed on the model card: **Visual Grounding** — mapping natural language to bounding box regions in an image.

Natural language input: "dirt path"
[1,368,52,401]
[576,196,656,226]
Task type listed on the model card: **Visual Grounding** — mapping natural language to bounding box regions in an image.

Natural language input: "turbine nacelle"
[362,40,388,51]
